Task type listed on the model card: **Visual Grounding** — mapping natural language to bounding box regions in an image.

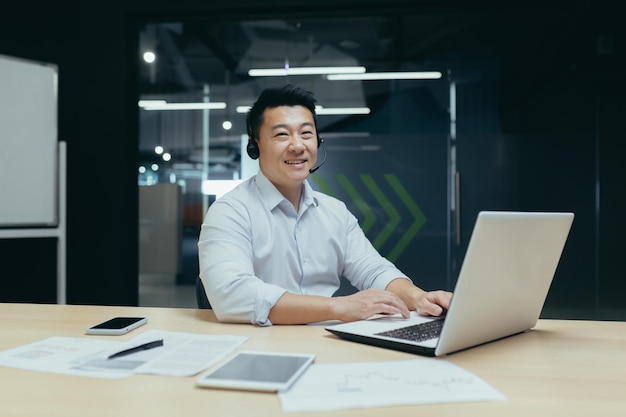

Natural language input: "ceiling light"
[248,66,365,77]
[143,51,156,63]
[139,101,226,111]
[315,106,370,115]
[327,71,442,80]
[236,105,369,115]
[139,100,166,107]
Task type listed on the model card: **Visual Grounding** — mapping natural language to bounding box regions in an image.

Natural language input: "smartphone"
[85,317,148,335]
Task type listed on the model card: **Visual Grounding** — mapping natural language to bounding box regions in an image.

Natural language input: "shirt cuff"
[372,270,410,291]
[253,285,288,326]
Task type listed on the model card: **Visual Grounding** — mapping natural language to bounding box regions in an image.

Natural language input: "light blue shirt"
[198,171,408,326]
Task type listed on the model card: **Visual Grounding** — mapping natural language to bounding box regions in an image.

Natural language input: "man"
[198,84,451,325]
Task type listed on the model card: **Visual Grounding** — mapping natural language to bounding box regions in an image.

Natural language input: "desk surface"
[0,303,624,417]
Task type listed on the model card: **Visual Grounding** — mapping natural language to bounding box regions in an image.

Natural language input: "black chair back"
[196,277,211,309]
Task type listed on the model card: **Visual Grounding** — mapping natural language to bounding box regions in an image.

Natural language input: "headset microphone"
[309,137,327,174]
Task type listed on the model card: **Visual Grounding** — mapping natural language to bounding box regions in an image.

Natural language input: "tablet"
[195,350,315,392]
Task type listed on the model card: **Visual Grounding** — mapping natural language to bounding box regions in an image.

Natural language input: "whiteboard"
[0,54,58,226]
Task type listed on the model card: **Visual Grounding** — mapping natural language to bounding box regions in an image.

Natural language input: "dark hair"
[246,84,317,141]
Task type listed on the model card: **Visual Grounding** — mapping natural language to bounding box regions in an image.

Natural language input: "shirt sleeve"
[198,194,286,326]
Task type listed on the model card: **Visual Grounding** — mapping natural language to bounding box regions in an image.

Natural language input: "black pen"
[107,339,164,359]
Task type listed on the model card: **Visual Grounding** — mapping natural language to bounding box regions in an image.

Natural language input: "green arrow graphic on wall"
[311,173,427,262]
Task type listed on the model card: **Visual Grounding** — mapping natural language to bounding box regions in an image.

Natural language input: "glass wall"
[137,15,455,294]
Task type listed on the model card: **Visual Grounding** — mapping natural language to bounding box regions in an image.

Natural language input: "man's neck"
[259,169,305,212]
[279,184,303,212]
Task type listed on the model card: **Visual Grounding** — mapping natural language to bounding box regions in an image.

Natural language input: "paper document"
[0,330,248,379]
[278,359,506,412]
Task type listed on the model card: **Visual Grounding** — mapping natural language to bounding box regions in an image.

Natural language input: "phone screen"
[90,317,145,329]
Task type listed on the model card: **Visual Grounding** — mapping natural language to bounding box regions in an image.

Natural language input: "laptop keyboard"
[375,318,445,342]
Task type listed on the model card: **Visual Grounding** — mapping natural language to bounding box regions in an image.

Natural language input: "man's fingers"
[416,290,453,317]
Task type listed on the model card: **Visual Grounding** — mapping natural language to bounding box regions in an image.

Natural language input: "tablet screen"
[196,350,315,392]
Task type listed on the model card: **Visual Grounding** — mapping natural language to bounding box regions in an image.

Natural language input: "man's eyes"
[275,131,315,138]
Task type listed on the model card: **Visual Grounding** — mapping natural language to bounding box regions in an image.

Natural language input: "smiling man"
[198,84,451,325]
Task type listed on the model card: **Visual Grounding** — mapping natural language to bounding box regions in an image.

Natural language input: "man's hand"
[414,290,452,317]
[385,278,452,317]
[332,289,410,322]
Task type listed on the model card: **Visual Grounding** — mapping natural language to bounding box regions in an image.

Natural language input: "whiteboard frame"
[0,142,67,304]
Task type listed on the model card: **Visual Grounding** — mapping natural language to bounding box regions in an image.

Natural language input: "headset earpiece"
[246,139,259,160]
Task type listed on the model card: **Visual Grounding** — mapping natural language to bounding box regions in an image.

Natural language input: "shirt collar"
[254,171,319,212]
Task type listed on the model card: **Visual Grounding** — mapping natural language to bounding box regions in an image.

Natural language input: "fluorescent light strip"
[139,101,227,110]
[327,71,443,80]
[139,100,166,106]
[235,105,369,115]
[316,107,370,115]
[248,66,366,77]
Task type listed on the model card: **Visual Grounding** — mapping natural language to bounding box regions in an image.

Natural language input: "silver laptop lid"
[435,211,574,356]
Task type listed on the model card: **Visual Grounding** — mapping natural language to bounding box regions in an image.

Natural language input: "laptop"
[325,211,574,357]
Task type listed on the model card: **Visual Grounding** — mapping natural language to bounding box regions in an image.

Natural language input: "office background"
[0,1,623,320]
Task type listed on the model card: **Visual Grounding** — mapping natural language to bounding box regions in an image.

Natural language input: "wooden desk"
[0,303,624,417]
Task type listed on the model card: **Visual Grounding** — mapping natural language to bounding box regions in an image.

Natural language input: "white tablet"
[195,350,315,392]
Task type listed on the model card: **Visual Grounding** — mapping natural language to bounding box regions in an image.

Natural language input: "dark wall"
[500,9,626,314]
[0,10,137,305]
[1,1,623,313]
